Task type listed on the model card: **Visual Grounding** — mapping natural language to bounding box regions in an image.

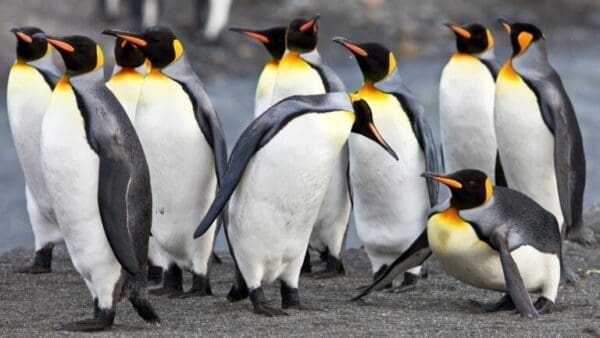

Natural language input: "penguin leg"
[250,287,288,317]
[482,293,516,312]
[171,273,212,298]
[533,297,554,315]
[300,250,312,275]
[15,244,53,274]
[312,250,345,279]
[560,265,580,284]
[58,305,115,332]
[227,268,249,302]
[150,264,183,296]
[147,259,163,286]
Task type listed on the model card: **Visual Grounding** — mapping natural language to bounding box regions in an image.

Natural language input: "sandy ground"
[0,210,598,336]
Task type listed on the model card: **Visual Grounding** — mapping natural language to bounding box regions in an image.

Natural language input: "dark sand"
[0,209,598,336]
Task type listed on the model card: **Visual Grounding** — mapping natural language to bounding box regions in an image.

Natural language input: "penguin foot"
[171,273,212,298]
[15,247,53,274]
[567,227,596,246]
[151,264,183,295]
[250,287,288,317]
[147,264,163,286]
[483,294,515,312]
[561,266,580,285]
[300,250,312,275]
[58,308,115,332]
[227,269,249,302]
[387,272,418,293]
[534,297,554,314]
[312,253,345,279]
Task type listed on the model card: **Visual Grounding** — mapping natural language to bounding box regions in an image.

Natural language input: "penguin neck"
[511,40,552,78]
[26,47,60,75]
[160,54,196,81]
[68,67,105,88]
[474,47,495,61]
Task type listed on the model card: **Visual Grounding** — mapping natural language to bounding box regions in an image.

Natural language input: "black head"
[445,23,493,54]
[333,37,395,83]
[36,34,102,76]
[286,15,319,53]
[10,27,49,62]
[103,26,183,69]
[113,37,145,68]
[230,26,287,60]
[422,169,493,210]
[498,19,545,57]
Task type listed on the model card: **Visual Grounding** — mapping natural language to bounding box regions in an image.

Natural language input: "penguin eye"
[468,181,477,187]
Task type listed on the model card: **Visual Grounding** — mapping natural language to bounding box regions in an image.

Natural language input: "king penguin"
[37,33,159,330]
[494,20,591,245]
[104,35,170,285]
[194,92,398,316]
[103,26,228,297]
[333,37,439,291]
[7,27,62,274]
[271,15,351,278]
[230,26,286,117]
[439,23,506,186]
[354,169,562,318]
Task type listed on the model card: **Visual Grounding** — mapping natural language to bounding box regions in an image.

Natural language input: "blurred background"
[0,0,599,252]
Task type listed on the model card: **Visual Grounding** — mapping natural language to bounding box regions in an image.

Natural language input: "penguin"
[7,27,62,274]
[354,169,562,318]
[230,26,286,117]
[494,20,590,244]
[271,15,350,278]
[193,92,398,316]
[333,37,439,291]
[440,23,506,186]
[105,37,146,121]
[37,33,159,330]
[102,26,228,297]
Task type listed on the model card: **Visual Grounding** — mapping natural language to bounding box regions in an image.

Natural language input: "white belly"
[7,63,55,215]
[427,211,560,300]
[350,92,429,271]
[254,61,278,117]
[229,111,353,285]
[495,71,563,226]
[41,80,120,283]
[440,55,498,180]
[135,72,217,271]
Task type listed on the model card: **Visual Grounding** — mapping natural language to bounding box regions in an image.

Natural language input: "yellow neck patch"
[353,82,387,102]
[55,75,71,92]
[517,32,533,56]
[435,208,469,228]
[94,45,104,72]
[498,60,521,82]
[173,39,184,64]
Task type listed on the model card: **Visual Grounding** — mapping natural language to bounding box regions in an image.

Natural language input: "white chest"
[270,53,325,104]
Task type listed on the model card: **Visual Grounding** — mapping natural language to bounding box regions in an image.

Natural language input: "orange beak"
[230,28,269,44]
[300,14,320,32]
[421,173,463,189]
[45,37,75,53]
[102,29,147,47]
[332,37,368,57]
[444,23,472,39]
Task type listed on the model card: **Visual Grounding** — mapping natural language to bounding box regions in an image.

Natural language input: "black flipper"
[519,68,587,244]
[495,152,508,187]
[375,71,440,206]
[352,229,431,300]
[493,234,538,317]
[193,92,353,238]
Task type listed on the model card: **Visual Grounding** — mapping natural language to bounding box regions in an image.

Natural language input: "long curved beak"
[10,28,33,43]
[444,23,471,39]
[421,172,463,189]
[352,100,398,160]
[332,36,368,56]
[497,18,512,34]
[34,34,75,53]
[229,27,270,44]
[300,14,320,32]
[102,29,147,47]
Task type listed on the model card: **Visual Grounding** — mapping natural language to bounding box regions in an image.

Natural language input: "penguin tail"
[129,293,161,324]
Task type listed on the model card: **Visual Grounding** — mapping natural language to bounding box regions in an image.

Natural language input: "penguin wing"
[194,92,353,238]
[72,84,142,275]
[459,187,561,254]
[522,71,586,238]
[352,229,431,300]
[376,71,440,206]
[301,52,346,92]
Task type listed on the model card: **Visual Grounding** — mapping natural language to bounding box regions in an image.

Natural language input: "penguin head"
[286,15,319,53]
[333,37,396,83]
[352,99,399,160]
[230,26,287,61]
[444,23,494,54]
[498,19,545,57]
[103,26,183,69]
[10,27,50,62]
[113,37,146,68]
[35,34,103,77]
[422,169,493,209]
